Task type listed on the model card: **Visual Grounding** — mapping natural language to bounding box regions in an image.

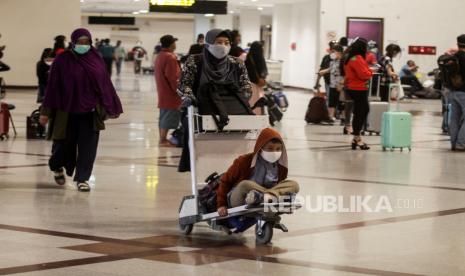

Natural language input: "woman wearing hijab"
[245,41,268,115]
[39,28,123,192]
[177,28,252,172]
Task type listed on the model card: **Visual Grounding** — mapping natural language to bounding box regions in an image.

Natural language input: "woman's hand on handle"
[39,115,49,126]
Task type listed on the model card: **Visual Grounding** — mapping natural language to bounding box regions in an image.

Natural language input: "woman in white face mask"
[177,28,252,110]
[177,29,253,172]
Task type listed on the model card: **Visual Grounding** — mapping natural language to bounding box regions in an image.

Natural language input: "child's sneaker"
[245,190,263,206]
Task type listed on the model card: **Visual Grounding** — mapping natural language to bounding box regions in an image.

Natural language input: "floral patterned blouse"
[177,54,252,100]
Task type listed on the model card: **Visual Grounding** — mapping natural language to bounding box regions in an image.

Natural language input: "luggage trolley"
[178,105,301,244]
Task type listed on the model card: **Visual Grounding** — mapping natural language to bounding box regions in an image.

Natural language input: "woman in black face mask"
[177,28,253,172]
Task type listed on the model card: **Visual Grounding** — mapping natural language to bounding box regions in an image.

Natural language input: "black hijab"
[245,41,268,79]
[200,29,234,87]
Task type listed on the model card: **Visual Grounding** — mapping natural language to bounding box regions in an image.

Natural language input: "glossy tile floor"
[1,68,465,275]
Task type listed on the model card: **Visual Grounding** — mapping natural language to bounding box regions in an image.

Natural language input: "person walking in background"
[343,38,373,150]
[181,34,205,63]
[133,42,147,74]
[114,40,126,76]
[229,30,246,60]
[99,39,115,76]
[188,34,205,55]
[53,35,67,57]
[379,44,402,102]
[155,35,181,147]
[39,28,123,192]
[36,48,54,103]
[245,41,268,115]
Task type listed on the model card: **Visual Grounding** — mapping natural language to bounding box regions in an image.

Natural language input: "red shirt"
[366,52,377,66]
[344,55,373,91]
[155,49,181,109]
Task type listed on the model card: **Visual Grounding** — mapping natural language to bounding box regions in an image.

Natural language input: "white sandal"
[77,182,91,192]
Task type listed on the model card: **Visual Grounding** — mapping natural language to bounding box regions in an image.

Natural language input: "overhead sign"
[408,46,437,55]
[150,0,195,6]
[149,1,227,14]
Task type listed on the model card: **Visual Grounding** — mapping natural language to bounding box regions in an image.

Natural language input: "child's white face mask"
[261,150,282,163]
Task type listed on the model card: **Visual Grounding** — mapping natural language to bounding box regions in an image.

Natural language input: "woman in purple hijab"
[40,28,123,192]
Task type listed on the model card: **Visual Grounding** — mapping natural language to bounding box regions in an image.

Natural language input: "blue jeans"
[449,92,465,148]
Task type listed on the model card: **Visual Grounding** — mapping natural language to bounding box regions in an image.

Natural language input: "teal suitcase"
[381,84,412,152]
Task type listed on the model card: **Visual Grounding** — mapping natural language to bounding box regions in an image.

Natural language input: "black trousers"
[380,85,390,102]
[345,90,369,136]
[49,113,100,182]
[103,58,113,76]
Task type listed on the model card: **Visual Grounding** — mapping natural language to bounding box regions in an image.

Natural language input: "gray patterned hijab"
[200,29,235,87]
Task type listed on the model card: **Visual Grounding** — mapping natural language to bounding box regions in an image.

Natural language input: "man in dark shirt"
[181,34,205,63]
[449,34,465,151]
[99,39,115,76]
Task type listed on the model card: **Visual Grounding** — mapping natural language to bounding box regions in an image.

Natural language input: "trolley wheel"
[377,132,380,136]
[401,148,403,152]
[382,147,386,152]
[0,134,7,141]
[408,147,412,152]
[256,223,274,245]
[179,223,193,235]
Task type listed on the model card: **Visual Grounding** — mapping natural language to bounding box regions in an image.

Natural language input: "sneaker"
[77,181,91,192]
[54,169,66,186]
[245,190,263,206]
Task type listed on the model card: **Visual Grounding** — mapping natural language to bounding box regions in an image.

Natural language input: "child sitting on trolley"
[216,128,300,217]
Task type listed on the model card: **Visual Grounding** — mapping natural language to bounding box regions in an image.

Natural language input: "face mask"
[45,61,53,66]
[330,53,337,60]
[207,44,231,59]
[74,44,91,55]
[261,150,282,163]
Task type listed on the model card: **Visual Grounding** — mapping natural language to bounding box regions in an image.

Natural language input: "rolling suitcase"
[381,84,412,151]
[366,102,388,135]
[305,95,330,124]
[0,102,10,140]
[366,74,388,135]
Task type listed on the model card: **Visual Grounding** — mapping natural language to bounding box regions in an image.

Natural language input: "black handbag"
[198,81,253,130]
[26,109,46,139]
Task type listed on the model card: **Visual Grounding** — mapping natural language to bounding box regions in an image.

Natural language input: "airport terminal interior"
[1,0,465,275]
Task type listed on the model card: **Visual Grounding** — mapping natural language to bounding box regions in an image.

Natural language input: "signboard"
[408,46,437,55]
[347,17,384,53]
[149,0,227,14]
[150,0,195,6]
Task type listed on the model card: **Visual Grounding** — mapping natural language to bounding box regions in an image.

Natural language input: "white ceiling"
[80,0,309,14]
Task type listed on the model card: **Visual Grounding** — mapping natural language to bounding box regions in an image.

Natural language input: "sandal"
[351,139,370,150]
[54,169,66,186]
[77,182,91,192]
